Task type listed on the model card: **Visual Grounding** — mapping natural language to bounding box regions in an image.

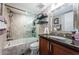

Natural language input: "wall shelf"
[37,20,48,24]
[37,14,48,20]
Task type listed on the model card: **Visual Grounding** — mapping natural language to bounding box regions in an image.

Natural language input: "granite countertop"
[39,34,79,52]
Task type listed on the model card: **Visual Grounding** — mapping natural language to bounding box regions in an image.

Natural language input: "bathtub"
[2,37,39,55]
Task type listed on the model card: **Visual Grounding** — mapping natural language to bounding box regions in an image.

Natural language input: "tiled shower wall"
[3,4,53,40]
[3,5,10,32]
[11,14,34,40]
[38,14,53,34]
[3,5,35,40]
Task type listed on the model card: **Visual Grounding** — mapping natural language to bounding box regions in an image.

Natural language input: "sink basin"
[49,35,72,44]
[49,36,67,40]
[47,35,79,47]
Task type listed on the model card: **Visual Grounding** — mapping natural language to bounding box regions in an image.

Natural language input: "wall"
[3,5,10,31]
[37,17,50,34]
[37,14,52,34]
[0,33,7,54]
[3,5,35,40]
[0,4,8,54]
[10,14,34,40]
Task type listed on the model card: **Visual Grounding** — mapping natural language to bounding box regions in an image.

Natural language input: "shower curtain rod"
[5,4,26,12]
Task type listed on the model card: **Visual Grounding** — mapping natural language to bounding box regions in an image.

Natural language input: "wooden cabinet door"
[51,43,79,55]
[39,37,49,55]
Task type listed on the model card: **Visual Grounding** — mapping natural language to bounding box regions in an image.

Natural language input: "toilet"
[30,41,39,55]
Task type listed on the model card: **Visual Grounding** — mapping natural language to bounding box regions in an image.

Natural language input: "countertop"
[39,34,79,52]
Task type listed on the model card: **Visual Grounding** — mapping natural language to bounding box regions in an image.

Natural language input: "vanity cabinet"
[39,36,79,55]
[50,42,79,55]
[39,37,49,55]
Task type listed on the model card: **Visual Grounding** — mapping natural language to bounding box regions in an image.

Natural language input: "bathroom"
[0,3,39,55]
[0,3,79,55]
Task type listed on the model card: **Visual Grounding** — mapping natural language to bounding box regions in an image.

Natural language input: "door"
[39,37,49,55]
[51,42,79,55]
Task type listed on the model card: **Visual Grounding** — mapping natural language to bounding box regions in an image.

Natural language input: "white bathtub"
[2,37,39,55]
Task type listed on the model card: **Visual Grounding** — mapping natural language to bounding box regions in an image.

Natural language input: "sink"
[49,35,72,44]
[49,36,67,40]
[70,40,79,46]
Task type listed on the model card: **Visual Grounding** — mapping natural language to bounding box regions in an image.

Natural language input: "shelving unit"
[36,14,48,25]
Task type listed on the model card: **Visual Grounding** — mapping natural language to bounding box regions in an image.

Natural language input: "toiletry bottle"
[71,31,76,45]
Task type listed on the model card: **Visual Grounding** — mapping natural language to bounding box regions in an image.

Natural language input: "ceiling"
[5,3,50,16]
[5,3,67,17]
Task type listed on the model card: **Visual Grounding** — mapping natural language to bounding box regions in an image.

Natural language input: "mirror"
[52,3,77,32]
